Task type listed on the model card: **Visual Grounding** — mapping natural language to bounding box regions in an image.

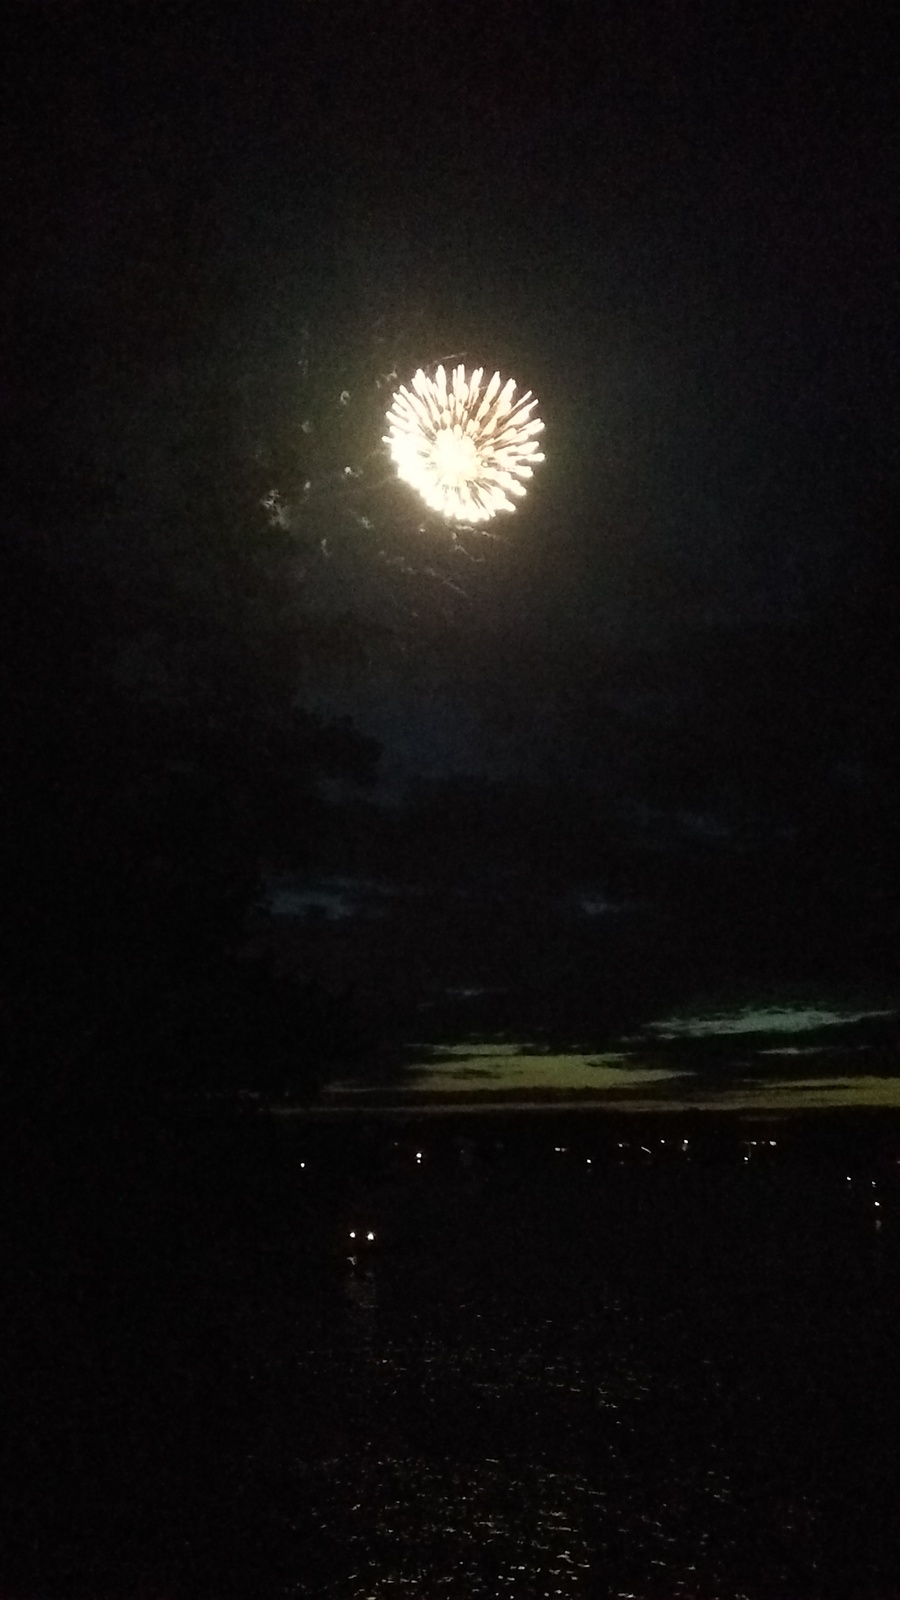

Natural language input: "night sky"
[5,0,900,1067]
[7,27,900,1600]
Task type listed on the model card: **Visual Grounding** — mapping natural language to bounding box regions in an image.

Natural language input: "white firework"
[383,363,545,524]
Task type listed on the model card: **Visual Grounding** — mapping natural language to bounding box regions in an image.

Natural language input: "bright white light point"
[384,363,545,524]
[367,1230,375,1241]
[433,428,479,483]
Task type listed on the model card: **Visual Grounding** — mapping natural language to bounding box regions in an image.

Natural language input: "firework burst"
[383,364,545,524]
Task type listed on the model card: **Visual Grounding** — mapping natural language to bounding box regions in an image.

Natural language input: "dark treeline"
[2,534,382,1110]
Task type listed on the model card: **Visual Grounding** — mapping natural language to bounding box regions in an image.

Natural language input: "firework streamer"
[384,364,545,524]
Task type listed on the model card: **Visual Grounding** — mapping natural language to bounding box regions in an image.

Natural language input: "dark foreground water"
[3,1112,900,1599]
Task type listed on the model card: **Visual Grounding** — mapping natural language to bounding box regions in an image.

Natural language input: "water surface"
[4,1117,899,1598]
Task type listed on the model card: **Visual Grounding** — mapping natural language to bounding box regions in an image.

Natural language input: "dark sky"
[6,0,899,791]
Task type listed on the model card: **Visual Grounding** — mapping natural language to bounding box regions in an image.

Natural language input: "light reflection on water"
[253,1159,896,1599]
[309,1455,598,1596]
[7,1124,899,1600]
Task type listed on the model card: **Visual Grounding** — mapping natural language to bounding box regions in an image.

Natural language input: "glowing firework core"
[384,364,545,524]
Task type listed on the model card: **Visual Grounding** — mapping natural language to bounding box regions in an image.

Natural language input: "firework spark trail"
[384,364,545,524]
